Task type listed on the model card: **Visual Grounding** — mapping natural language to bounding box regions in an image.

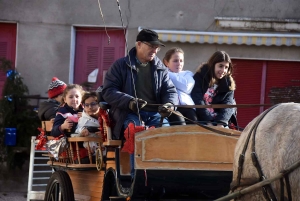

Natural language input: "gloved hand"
[158,103,174,118]
[129,98,147,113]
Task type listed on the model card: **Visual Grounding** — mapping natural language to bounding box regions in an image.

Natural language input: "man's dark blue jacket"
[102,47,178,139]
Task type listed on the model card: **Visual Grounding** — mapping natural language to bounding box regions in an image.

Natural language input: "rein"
[147,103,272,137]
[160,106,241,137]
[149,103,272,109]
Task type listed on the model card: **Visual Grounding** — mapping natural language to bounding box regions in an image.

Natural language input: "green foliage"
[0,58,40,163]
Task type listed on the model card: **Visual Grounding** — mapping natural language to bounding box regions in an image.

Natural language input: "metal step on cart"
[27,136,53,201]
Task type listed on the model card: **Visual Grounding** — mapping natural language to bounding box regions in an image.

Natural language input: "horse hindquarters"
[232,103,300,201]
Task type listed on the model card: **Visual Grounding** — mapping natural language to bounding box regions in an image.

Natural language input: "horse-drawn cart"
[41,104,242,201]
[36,95,300,201]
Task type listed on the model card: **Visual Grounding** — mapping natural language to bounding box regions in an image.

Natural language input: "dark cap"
[136,29,165,47]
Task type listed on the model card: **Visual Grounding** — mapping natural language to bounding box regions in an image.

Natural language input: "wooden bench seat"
[41,107,122,170]
[45,136,102,168]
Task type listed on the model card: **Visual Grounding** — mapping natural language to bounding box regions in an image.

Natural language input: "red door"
[0,23,17,97]
[74,28,125,90]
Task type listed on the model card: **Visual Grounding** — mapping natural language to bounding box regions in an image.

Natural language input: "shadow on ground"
[0,154,29,201]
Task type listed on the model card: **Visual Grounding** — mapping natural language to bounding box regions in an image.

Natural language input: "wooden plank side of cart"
[67,170,104,201]
[135,125,241,171]
[44,135,106,201]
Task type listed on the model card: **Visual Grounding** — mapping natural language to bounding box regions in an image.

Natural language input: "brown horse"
[231,103,300,201]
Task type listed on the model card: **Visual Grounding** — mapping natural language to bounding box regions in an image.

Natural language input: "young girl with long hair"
[191,50,237,127]
[51,84,85,137]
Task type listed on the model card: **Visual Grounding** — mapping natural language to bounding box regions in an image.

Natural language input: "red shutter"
[74,28,125,90]
[232,59,263,128]
[99,30,125,88]
[102,47,115,70]
[86,46,100,82]
[0,23,17,97]
[231,59,300,129]
[265,61,300,104]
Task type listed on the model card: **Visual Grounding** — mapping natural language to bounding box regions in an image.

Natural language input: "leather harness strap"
[250,114,277,201]
[284,174,292,201]
[231,103,281,201]
[279,175,293,201]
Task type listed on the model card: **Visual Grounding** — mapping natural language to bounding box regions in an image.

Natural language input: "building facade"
[0,0,300,127]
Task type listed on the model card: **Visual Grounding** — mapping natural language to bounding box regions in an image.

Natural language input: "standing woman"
[191,51,237,128]
[163,47,197,124]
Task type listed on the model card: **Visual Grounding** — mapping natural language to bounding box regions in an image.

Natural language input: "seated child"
[163,47,197,124]
[38,77,66,126]
[36,77,67,150]
[50,84,88,162]
[51,84,84,137]
[75,92,102,154]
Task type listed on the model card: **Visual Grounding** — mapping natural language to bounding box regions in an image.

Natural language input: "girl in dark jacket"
[50,84,91,163]
[51,84,84,137]
[191,50,238,128]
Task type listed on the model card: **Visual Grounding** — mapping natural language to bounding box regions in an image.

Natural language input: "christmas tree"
[0,58,39,165]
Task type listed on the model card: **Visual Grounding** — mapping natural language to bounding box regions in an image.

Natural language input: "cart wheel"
[96,147,103,171]
[44,170,74,201]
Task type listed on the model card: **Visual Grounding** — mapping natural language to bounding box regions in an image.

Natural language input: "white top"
[168,70,195,106]
[75,110,100,134]
[75,110,101,152]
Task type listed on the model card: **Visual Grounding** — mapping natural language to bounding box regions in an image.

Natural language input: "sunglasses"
[84,102,98,108]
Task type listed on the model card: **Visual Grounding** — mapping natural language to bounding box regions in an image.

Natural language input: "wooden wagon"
[43,105,241,201]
